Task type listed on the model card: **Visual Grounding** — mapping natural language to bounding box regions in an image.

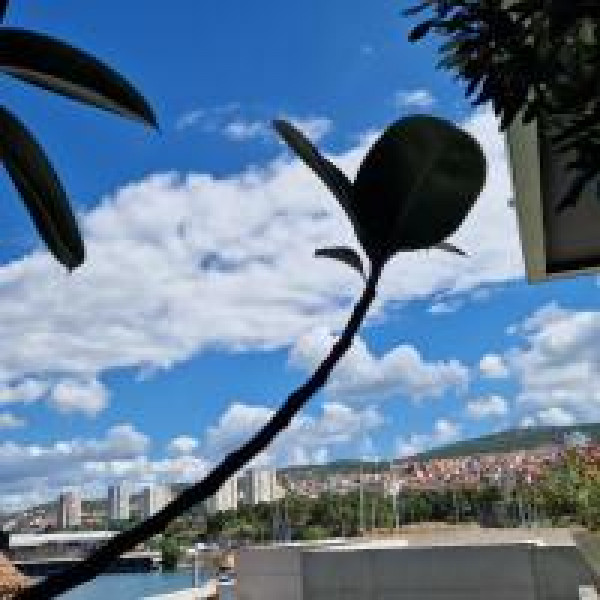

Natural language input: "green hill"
[279,424,600,479]
[414,423,600,461]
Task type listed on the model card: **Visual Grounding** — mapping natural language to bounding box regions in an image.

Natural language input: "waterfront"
[55,571,234,600]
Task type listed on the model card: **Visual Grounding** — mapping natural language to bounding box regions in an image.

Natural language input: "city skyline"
[0,1,599,514]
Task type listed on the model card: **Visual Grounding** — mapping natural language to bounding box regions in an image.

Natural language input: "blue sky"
[0,1,599,510]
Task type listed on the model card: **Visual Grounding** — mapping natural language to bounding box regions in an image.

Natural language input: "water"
[57,571,234,600]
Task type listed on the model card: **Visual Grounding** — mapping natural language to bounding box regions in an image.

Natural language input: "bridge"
[14,551,161,577]
[6,531,161,577]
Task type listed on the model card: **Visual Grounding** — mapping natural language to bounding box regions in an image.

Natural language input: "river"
[55,571,235,599]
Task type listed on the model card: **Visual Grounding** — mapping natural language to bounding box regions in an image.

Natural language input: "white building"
[108,483,130,521]
[56,491,82,530]
[204,475,238,515]
[238,469,284,506]
[141,485,171,519]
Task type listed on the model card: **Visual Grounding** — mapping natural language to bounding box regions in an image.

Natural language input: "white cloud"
[224,119,270,141]
[204,400,383,467]
[285,116,332,142]
[0,105,522,414]
[175,104,331,145]
[50,379,109,416]
[225,115,332,144]
[519,416,536,429]
[175,109,206,131]
[466,394,508,420]
[0,380,48,405]
[290,327,468,404]
[0,424,214,512]
[0,412,26,428]
[395,419,461,458]
[506,304,600,423]
[479,354,509,379]
[168,435,199,456]
[0,424,149,501]
[536,407,576,427]
[395,89,436,108]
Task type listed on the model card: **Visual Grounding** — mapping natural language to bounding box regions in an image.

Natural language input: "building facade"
[141,485,171,519]
[205,475,238,515]
[108,483,130,521]
[56,491,82,530]
[238,469,284,506]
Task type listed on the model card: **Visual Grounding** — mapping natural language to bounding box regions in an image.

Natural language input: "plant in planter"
[20,114,487,598]
[0,0,156,271]
[403,0,600,211]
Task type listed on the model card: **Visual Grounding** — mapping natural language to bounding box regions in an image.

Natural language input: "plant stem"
[17,262,384,599]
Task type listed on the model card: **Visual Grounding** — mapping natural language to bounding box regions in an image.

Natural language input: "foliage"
[274,116,485,269]
[0,1,156,270]
[537,448,600,530]
[21,66,487,600]
[403,0,600,211]
[296,525,329,541]
[159,535,182,572]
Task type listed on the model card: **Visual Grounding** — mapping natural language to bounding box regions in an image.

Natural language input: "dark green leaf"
[0,106,84,270]
[435,242,468,257]
[0,28,157,128]
[314,247,366,280]
[402,2,432,17]
[408,19,437,42]
[352,115,486,263]
[556,171,593,212]
[0,1,8,22]
[272,120,368,248]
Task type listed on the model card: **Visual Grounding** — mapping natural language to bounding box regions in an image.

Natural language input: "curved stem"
[17,262,384,599]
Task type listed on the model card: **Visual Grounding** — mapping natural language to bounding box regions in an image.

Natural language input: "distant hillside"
[279,425,600,479]
[414,423,600,461]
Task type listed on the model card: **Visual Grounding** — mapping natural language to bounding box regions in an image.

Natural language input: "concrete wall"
[237,545,304,600]
[236,539,596,600]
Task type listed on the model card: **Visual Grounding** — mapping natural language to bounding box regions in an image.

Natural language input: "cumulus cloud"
[225,115,332,143]
[0,105,521,415]
[175,109,206,131]
[0,380,48,405]
[0,424,150,509]
[223,119,270,141]
[204,401,384,467]
[466,394,508,420]
[536,407,576,427]
[479,354,509,379]
[290,327,468,404]
[50,379,109,416]
[0,424,214,512]
[395,89,437,108]
[506,303,600,423]
[168,435,199,455]
[0,412,26,428]
[395,419,461,458]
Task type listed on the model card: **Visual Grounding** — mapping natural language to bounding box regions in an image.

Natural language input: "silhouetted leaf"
[556,171,593,213]
[0,1,8,22]
[435,242,468,257]
[409,19,437,41]
[352,115,486,263]
[0,28,157,128]
[402,2,432,17]
[0,106,84,270]
[314,247,366,279]
[272,120,368,248]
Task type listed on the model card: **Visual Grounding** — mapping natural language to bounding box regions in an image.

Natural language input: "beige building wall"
[57,491,82,530]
